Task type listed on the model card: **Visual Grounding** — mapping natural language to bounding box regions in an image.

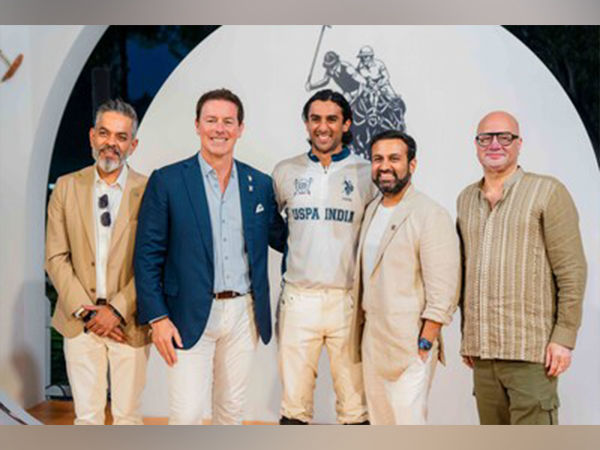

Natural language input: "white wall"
[0,25,106,407]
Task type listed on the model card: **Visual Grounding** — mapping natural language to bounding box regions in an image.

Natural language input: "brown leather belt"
[214,291,242,300]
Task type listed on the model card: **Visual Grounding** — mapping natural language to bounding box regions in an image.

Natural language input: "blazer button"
[90,288,96,293]
[91,261,95,266]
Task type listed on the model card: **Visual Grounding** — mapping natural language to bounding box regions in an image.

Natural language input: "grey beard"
[93,146,127,173]
[374,170,411,195]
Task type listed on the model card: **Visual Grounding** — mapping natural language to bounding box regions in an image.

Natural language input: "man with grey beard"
[349,130,461,424]
[46,99,151,424]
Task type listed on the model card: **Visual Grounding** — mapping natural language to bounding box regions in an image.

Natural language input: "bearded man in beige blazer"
[46,99,150,425]
[349,130,461,425]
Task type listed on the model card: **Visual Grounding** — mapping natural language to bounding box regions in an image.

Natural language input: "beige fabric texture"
[457,168,587,363]
[350,186,461,381]
[46,165,150,347]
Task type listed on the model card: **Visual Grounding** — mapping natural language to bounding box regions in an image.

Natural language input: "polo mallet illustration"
[0,50,24,83]
[306,25,331,85]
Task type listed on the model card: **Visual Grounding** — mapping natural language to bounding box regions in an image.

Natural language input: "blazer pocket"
[163,281,179,297]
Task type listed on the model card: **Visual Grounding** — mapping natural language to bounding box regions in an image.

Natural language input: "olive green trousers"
[473,359,560,425]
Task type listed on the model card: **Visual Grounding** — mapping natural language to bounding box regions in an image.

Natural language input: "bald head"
[477,111,520,136]
[475,111,522,175]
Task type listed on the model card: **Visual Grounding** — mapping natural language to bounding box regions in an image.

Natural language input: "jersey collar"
[307,146,351,163]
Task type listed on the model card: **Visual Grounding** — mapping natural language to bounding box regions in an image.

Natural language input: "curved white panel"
[132,25,600,424]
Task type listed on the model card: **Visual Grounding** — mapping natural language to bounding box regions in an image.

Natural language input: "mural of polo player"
[305,50,365,104]
[306,46,407,159]
[354,46,406,153]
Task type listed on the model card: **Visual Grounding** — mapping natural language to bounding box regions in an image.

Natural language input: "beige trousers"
[168,294,258,425]
[63,332,150,425]
[362,324,438,425]
[277,283,368,424]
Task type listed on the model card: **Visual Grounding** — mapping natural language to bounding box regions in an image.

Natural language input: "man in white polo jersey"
[273,89,377,424]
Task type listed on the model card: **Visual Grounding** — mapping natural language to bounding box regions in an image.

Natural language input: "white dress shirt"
[92,164,128,300]
[362,202,396,291]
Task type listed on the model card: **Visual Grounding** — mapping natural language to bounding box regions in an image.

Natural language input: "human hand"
[462,356,475,369]
[150,317,183,367]
[545,342,572,377]
[106,326,127,344]
[84,305,121,337]
[418,349,429,362]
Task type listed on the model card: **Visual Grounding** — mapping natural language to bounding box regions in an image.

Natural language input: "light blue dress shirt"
[198,153,251,294]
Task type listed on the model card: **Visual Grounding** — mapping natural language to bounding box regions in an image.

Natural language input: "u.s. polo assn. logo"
[294,177,313,196]
[342,178,354,197]
[305,26,407,160]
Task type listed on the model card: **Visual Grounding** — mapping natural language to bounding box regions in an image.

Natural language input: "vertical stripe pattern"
[457,169,587,363]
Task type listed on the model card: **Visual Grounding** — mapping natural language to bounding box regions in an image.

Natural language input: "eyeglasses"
[98,194,111,227]
[476,132,519,147]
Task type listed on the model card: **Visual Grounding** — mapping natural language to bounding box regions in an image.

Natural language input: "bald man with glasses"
[456,111,587,425]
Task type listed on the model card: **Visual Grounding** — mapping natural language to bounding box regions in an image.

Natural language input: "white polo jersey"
[273,148,377,290]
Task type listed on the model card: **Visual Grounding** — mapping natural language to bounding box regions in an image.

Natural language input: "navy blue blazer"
[134,154,286,348]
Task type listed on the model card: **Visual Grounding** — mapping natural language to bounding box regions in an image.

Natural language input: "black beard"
[374,169,411,195]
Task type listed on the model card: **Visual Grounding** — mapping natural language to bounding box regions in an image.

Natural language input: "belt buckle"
[214,291,239,300]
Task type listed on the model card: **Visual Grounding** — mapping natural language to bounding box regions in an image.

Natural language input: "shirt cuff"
[149,315,168,324]
[550,325,578,350]
[421,309,451,326]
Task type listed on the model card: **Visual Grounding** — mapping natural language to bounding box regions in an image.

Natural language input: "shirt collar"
[503,166,524,190]
[478,166,524,197]
[307,146,351,163]
[198,151,237,180]
[94,163,128,190]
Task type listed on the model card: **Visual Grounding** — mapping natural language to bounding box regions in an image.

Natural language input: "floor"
[27,401,275,425]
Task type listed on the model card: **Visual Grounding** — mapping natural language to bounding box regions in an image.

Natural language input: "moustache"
[376,169,397,179]
[99,145,122,158]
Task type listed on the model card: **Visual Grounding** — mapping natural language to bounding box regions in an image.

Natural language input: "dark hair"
[95,98,138,137]
[195,88,244,124]
[369,129,417,162]
[302,89,353,146]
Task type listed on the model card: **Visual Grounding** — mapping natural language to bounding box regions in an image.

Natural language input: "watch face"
[419,338,433,351]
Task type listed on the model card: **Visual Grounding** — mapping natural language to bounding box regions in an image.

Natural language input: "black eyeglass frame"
[475,132,520,147]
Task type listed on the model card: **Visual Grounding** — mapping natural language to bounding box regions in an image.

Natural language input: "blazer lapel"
[183,156,213,259]
[370,186,416,276]
[74,166,96,257]
[236,161,255,260]
[109,168,143,255]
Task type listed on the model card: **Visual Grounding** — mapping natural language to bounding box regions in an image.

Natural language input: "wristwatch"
[418,337,433,351]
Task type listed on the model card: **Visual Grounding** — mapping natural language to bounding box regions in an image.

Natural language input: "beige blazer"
[349,186,461,381]
[46,165,150,347]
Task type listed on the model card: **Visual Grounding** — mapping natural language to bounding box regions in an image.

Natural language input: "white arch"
[0,25,107,407]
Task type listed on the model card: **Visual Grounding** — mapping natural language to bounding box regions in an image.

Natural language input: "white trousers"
[63,332,150,425]
[277,284,368,424]
[362,325,438,425]
[168,294,258,425]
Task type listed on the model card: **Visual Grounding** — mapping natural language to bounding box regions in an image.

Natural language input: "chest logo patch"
[343,178,354,197]
[294,177,313,196]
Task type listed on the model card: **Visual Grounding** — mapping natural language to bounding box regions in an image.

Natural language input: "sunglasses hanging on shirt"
[98,194,111,227]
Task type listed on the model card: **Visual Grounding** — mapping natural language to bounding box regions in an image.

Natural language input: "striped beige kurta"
[457,168,587,363]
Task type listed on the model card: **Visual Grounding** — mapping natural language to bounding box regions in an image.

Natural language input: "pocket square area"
[255,203,265,214]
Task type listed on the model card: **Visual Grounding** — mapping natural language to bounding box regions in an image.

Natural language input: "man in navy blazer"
[135,88,286,425]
